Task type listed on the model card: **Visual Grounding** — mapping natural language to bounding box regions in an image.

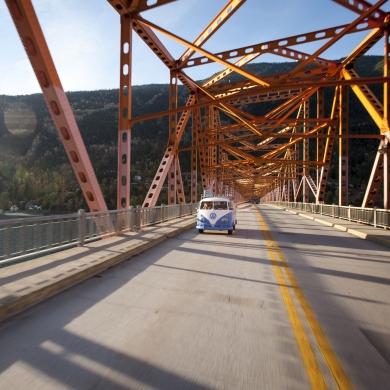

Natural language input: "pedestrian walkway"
[0,216,195,323]
[268,204,390,248]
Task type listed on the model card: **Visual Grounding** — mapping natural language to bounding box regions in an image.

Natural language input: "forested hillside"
[0,56,386,212]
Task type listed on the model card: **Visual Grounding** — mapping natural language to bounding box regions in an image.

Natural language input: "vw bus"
[196,196,237,235]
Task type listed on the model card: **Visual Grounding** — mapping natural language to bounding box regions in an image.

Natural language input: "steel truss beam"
[9,0,390,208]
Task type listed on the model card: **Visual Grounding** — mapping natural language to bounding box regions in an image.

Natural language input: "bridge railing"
[264,202,390,229]
[0,203,197,266]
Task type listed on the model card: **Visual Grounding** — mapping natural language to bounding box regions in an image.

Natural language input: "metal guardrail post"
[136,205,141,229]
[332,204,335,218]
[78,209,86,247]
[161,204,165,222]
[179,203,182,218]
[348,205,351,222]
[129,206,134,230]
[374,207,377,228]
[4,225,11,259]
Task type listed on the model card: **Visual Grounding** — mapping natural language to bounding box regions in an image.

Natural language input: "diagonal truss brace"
[7,0,107,212]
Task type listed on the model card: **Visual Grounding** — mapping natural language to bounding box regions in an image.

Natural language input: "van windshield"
[200,200,228,210]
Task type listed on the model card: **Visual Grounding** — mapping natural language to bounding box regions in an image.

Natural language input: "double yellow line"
[254,207,353,390]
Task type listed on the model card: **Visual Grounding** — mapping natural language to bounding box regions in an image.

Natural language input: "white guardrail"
[0,203,197,265]
[264,201,390,230]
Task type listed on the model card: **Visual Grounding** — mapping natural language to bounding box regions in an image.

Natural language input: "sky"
[1,0,389,96]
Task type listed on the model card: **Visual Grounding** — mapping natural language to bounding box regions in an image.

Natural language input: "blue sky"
[1,0,389,95]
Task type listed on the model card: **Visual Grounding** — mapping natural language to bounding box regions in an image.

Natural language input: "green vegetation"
[0,56,386,212]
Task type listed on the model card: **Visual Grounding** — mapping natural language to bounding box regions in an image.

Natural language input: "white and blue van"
[196,196,237,235]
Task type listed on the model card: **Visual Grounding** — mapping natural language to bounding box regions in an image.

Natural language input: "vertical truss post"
[168,157,177,205]
[201,107,213,192]
[167,71,178,205]
[303,101,310,202]
[317,88,325,192]
[218,131,225,194]
[287,176,291,202]
[339,85,349,206]
[117,14,133,209]
[198,109,208,192]
[384,143,389,209]
[175,157,186,204]
[169,70,179,143]
[191,106,200,203]
[6,0,107,212]
[206,107,214,194]
[384,25,389,209]
[294,106,302,201]
[210,107,219,194]
[317,87,340,204]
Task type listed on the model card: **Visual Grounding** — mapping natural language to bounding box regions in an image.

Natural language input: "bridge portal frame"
[6,0,390,211]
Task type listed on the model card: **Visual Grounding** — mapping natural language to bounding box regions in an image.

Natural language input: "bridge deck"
[0,205,390,389]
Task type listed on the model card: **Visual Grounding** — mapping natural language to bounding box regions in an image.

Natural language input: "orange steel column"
[168,158,177,205]
[175,158,186,204]
[316,88,325,194]
[339,86,349,206]
[317,88,340,204]
[384,25,389,209]
[303,101,310,203]
[117,14,132,209]
[6,0,107,212]
[168,71,178,205]
[191,106,200,203]
[198,108,209,192]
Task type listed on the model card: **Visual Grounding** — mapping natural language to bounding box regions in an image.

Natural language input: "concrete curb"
[266,205,390,249]
[0,219,196,323]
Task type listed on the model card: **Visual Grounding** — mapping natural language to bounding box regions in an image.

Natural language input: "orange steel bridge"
[5,0,390,210]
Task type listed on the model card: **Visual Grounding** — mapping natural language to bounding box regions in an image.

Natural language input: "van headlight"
[222,219,227,223]
[200,217,204,222]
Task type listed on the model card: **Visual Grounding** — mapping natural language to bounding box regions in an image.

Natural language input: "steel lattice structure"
[6,0,390,210]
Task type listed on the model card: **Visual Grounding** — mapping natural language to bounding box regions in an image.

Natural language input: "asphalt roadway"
[0,204,389,389]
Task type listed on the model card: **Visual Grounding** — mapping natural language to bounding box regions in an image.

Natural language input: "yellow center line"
[254,208,327,389]
[255,206,354,390]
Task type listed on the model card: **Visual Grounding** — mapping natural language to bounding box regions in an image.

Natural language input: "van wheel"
[228,229,233,235]
[198,229,204,233]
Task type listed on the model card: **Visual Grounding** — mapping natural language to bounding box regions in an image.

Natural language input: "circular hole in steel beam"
[60,127,70,140]
[78,172,87,183]
[70,151,79,163]
[86,191,94,201]
[37,71,49,88]
[9,1,23,20]
[50,101,60,115]
[24,37,37,56]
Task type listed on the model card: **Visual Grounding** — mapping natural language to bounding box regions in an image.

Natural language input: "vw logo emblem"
[210,212,217,220]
